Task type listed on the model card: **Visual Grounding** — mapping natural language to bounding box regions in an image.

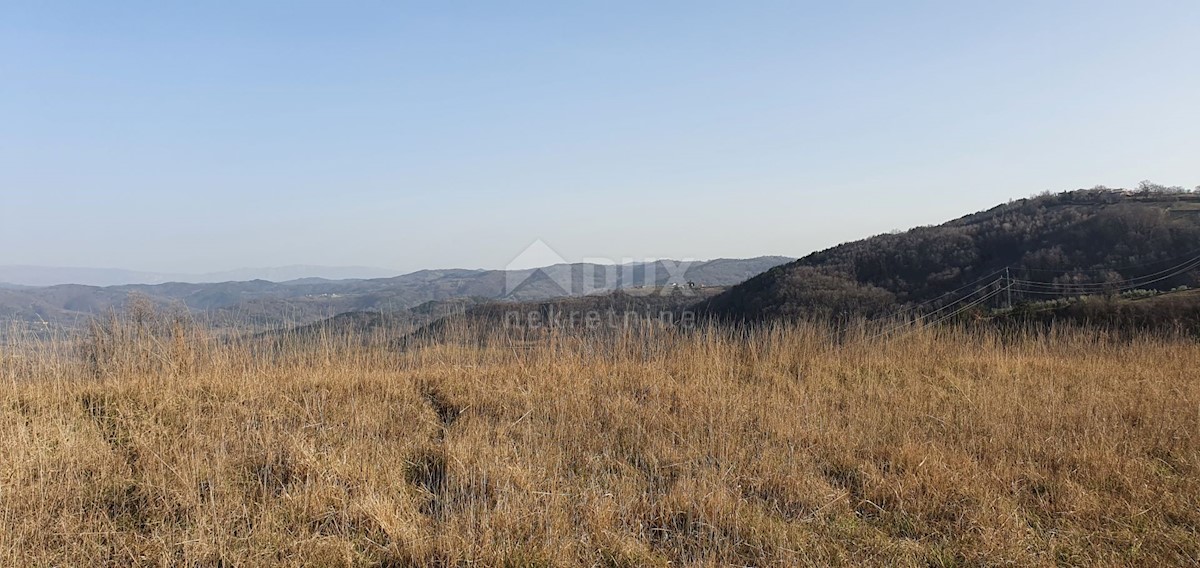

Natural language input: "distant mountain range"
[0,257,793,331]
[0,265,402,287]
[9,188,1197,336]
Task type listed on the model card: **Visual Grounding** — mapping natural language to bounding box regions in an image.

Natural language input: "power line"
[888,267,1008,317]
[1017,245,1200,275]
[1012,255,1200,292]
[867,285,1006,341]
[823,268,1006,342]
[845,249,1200,342]
[868,278,1005,340]
[922,285,1008,329]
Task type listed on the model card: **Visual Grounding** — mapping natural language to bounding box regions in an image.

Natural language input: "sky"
[2,1,1198,274]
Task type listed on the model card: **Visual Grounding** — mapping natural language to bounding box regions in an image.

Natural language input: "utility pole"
[1005,267,1013,310]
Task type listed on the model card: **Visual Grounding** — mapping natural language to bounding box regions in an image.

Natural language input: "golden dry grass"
[1,313,1198,567]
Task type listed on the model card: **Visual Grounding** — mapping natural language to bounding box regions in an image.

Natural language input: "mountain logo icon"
[504,239,574,298]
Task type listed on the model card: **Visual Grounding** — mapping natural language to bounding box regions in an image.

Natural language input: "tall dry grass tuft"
[1,306,1198,566]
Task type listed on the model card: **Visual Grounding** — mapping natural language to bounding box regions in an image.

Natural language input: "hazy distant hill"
[702,188,1200,321]
[0,257,792,330]
[0,265,401,287]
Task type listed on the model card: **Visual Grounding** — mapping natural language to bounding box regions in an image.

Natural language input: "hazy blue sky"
[2,1,1198,274]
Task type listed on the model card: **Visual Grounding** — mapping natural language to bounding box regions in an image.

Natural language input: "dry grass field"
[1,311,1198,567]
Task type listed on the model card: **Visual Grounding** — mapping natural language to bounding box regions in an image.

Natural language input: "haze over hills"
[0,256,792,331]
[702,187,1200,322]
[10,187,1200,335]
[10,187,1200,334]
[0,265,402,287]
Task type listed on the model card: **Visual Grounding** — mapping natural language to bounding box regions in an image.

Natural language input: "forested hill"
[702,187,1200,321]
